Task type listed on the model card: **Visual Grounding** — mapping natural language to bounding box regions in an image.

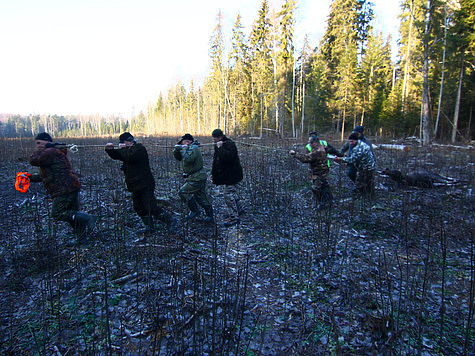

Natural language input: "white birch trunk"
[452,63,464,143]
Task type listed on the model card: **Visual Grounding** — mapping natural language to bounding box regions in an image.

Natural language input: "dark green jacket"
[173,142,207,182]
[29,146,81,198]
[105,143,155,192]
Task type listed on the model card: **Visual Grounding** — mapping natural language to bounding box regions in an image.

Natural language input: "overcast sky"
[0,0,401,117]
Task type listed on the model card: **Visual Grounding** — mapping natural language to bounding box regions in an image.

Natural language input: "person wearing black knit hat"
[105,133,176,235]
[35,132,53,142]
[173,133,214,223]
[335,132,376,197]
[29,132,96,239]
[119,132,135,143]
[291,133,335,211]
[340,126,374,182]
[211,128,244,227]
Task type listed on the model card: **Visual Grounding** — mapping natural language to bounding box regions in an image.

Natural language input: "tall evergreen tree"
[320,0,373,140]
[276,0,297,136]
[357,32,394,131]
[229,14,251,135]
[449,0,474,142]
[249,0,273,136]
[207,11,226,130]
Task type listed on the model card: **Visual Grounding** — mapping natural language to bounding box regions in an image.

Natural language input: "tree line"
[3,0,473,143]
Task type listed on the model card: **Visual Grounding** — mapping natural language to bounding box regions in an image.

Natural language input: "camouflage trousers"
[178,179,212,211]
[311,177,332,207]
[132,189,171,223]
[220,184,244,220]
[51,191,79,223]
[355,169,375,197]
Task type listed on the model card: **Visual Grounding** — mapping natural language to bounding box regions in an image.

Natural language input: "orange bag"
[15,172,31,193]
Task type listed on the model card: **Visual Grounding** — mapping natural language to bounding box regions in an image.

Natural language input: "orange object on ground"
[15,172,31,193]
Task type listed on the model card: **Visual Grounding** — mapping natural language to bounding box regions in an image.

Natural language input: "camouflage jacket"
[173,142,207,182]
[294,143,329,179]
[342,141,375,171]
[29,146,81,198]
[340,135,374,158]
[105,142,155,192]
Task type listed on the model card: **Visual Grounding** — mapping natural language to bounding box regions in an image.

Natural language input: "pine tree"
[276,0,297,136]
[320,0,373,140]
[398,0,425,131]
[229,14,251,135]
[207,10,226,131]
[249,0,273,136]
[358,32,394,131]
[449,0,474,142]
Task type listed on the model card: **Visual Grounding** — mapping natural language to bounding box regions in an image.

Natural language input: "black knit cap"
[308,131,319,142]
[212,129,224,138]
[35,132,53,142]
[353,126,364,134]
[178,133,194,144]
[348,132,359,140]
[119,132,134,143]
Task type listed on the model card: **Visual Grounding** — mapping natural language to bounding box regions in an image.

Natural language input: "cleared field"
[0,136,473,355]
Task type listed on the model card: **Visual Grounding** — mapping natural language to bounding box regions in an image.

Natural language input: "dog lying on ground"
[381,168,455,188]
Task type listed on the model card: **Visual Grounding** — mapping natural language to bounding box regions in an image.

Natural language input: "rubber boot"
[73,212,97,232]
[72,212,97,242]
[185,198,200,220]
[201,205,214,223]
[156,209,172,225]
[139,216,155,235]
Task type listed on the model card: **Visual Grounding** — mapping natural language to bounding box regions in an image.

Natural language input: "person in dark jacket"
[29,132,96,235]
[211,129,245,227]
[105,132,173,234]
[173,133,213,222]
[340,126,374,182]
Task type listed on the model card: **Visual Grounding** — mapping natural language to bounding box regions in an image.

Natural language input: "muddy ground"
[0,136,473,355]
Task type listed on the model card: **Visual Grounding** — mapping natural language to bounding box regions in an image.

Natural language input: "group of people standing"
[27,126,374,239]
[27,129,245,239]
[105,129,245,232]
[290,126,375,211]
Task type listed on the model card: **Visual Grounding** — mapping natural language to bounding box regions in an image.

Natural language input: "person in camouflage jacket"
[29,132,96,235]
[340,126,374,182]
[335,132,375,197]
[173,133,213,222]
[105,132,173,233]
[290,134,333,210]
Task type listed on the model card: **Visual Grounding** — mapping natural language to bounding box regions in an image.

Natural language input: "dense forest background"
[1,0,473,143]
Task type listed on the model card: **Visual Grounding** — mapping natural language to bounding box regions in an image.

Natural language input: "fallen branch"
[111,272,142,285]
[376,144,410,151]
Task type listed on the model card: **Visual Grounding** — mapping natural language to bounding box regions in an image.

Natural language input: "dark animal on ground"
[381,168,453,188]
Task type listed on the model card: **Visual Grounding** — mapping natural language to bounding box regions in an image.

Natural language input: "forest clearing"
[0,135,473,355]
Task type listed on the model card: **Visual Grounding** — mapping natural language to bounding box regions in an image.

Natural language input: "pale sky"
[0,0,400,117]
